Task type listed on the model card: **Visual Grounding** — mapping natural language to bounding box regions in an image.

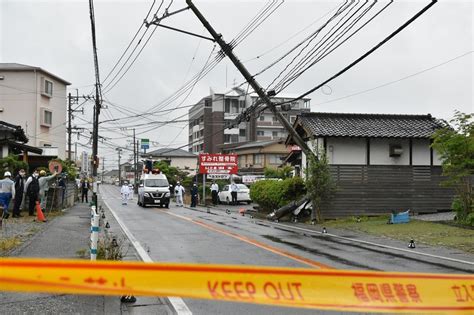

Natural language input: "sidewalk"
[1,199,174,315]
[0,202,121,314]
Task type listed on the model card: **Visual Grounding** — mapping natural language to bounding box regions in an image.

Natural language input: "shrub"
[250,177,305,212]
[0,155,28,178]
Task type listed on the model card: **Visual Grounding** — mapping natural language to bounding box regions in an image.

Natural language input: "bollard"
[90,208,100,261]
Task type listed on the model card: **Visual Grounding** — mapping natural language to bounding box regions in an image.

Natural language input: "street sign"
[48,160,63,174]
[199,154,238,175]
[141,138,150,150]
[207,174,230,180]
[242,175,264,184]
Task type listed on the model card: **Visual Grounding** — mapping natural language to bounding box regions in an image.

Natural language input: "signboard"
[242,175,264,184]
[141,138,150,150]
[207,174,230,180]
[81,152,89,175]
[199,154,238,175]
[48,161,63,174]
[290,145,301,152]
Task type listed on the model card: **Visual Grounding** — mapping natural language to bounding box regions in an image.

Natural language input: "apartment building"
[0,63,71,159]
[188,87,310,154]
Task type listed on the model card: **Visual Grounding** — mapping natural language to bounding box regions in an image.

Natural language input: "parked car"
[218,184,251,205]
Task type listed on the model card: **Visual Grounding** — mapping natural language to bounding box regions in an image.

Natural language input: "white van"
[137,173,170,208]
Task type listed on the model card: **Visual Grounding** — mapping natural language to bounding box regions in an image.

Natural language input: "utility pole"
[101,157,105,182]
[186,0,313,158]
[89,0,102,207]
[67,93,86,161]
[133,128,138,193]
[68,93,72,160]
[116,148,122,185]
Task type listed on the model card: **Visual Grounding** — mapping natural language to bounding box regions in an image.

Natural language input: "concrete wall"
[412,138,431,165]
[327,138,366,165]
[370,138,410,165]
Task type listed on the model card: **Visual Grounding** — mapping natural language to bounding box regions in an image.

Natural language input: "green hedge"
[250,177,305,212]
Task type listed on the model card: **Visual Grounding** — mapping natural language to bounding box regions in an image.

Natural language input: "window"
[257,130,264,136]
[42,78,53,97]
[269,154,281,164]
[231,99,239,113]
[272,131,278,137]
[41,108,53,127]
[239,129,246,137]
[204,99,211,107]
[254,154,263,165]
[259,116,265,121]
[239,100,246,109]
[224,99,230,113]
[224,134,231,143]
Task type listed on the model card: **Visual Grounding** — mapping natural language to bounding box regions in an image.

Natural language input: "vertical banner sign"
[141,139,150,150]
[199,154,238,174]
[81,152,89,175]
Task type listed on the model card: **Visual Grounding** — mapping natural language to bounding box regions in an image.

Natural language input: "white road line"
[101,194,192,315]
[271,221,474,267]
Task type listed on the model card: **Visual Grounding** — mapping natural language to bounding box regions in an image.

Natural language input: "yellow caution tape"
[0,258,473,314]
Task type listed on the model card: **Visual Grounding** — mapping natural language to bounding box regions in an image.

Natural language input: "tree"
[431,111,473,223]
[153,160,193,187]
[264,165,293,179]
[305,147,336,223]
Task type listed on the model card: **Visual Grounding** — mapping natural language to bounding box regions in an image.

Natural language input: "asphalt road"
[99,184,474,315]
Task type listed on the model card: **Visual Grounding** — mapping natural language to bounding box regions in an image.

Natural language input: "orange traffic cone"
[35,201,47,222]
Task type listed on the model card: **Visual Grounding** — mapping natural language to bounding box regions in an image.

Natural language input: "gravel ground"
[0,212,61,256]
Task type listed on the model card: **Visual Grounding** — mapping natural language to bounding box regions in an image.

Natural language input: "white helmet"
[4,171,11,177]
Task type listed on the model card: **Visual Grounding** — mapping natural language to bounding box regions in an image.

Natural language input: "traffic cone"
[35,202,47,222]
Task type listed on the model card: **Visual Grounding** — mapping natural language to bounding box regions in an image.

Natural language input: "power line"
[314,50,474,106]
[274,0,439,106]
[101,0,158,85]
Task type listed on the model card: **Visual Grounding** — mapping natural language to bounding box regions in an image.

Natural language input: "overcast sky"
[1,0,472,169]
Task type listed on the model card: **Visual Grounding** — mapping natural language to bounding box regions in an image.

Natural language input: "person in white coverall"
[121,184,130,205]
[174,182,185,207]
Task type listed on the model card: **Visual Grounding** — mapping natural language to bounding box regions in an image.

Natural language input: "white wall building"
[145,148,197,176]
[0,63,71,159]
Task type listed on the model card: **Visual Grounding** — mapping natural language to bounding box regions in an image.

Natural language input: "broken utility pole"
[186,0,314,159]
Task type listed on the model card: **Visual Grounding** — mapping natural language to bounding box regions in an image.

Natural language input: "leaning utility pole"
[186,0,313,158]
[89,0,102,206]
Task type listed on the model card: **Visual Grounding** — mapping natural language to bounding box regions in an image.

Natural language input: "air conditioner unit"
[389,144,403,157]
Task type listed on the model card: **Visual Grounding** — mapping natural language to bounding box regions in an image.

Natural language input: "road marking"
[101,192,192,315]
[162,210,332,269]
[270,221,474,267]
